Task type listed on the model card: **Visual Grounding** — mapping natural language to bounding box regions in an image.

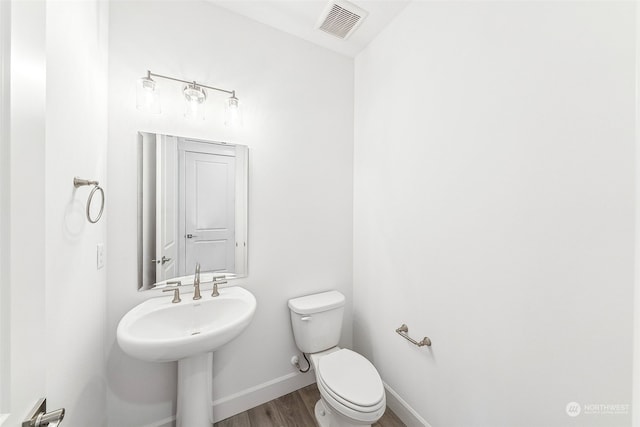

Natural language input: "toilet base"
[314,399,371,427]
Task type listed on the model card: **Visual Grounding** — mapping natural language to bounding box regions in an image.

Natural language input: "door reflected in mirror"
[138,132,248,290]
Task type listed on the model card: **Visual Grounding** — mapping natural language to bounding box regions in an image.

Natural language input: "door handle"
[23,398,65,427]
[186,234,198,239]
[151,256,172,265]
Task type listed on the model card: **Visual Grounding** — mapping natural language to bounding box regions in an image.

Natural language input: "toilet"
[288,291,386,427]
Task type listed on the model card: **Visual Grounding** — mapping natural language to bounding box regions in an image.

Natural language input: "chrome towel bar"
[73,176,104,224]
[396,324,431,347]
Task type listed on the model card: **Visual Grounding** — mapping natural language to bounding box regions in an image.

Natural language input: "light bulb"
[225,94,242,127]
[184,83,206,120]
[136,75,160,114]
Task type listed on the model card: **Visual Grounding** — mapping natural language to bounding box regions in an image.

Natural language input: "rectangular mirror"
[137,132,248,290]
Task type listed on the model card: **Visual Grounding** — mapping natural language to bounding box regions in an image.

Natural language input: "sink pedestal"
[177,352,213,427]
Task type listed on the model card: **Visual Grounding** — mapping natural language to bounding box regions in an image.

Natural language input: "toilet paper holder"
[396,324,431,347]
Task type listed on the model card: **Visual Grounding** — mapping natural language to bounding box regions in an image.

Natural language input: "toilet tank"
[288,291,345,354]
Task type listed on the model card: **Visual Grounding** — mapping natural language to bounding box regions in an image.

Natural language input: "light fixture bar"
[146,70,235,96]
[137,70,242,127]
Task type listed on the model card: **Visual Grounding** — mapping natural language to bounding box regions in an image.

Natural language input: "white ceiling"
[210,0,411,57]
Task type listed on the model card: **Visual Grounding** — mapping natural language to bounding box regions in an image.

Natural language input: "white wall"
[354,2,635,427]
[634,4,640,426]
[3,1,47,425]
[0,0,10,414]
[1,1,108,425]
[45,1,109,425]
[106,2,354,425]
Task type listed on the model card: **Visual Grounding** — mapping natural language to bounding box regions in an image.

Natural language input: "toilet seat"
[316,349,386,423]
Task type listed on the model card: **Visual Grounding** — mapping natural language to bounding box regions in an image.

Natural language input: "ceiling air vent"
[316,0,369,40]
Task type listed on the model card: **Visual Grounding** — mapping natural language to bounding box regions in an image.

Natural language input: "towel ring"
[74,177,105,224]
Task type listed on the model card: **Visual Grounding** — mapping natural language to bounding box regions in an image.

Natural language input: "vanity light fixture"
[183,82,207,120]
[225,92,242,127]
[136,70,241,127]
[136,72,160,114]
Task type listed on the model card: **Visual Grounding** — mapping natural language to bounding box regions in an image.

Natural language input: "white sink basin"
[117,286,256,362]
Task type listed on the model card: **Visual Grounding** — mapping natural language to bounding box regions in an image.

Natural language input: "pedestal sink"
[117,286,257,427]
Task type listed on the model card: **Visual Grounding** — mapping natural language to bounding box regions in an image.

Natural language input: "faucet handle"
[211,277,226,297]
[162,285,182,303]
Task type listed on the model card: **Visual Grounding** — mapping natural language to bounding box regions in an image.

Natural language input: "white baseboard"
[144,373,428,426]
[142,415,175,427]
[383,381,432,427]
[211,370,316,423]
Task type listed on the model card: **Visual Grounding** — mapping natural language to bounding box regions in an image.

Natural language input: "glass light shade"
[225,95,242,127]
[136,77,160,114]
[184,84,207,120]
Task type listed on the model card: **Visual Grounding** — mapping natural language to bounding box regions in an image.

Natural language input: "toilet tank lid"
[288,291,345,315]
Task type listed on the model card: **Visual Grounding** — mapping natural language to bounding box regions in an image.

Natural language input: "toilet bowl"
[311,348,386,427]
[288,291,386,427]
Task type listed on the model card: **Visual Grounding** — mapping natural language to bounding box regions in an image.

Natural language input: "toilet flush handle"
[301,315,312,321]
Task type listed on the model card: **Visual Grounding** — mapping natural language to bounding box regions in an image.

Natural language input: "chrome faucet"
[193,263,202,300]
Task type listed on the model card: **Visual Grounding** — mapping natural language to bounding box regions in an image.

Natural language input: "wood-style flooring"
[214,383,405,427]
